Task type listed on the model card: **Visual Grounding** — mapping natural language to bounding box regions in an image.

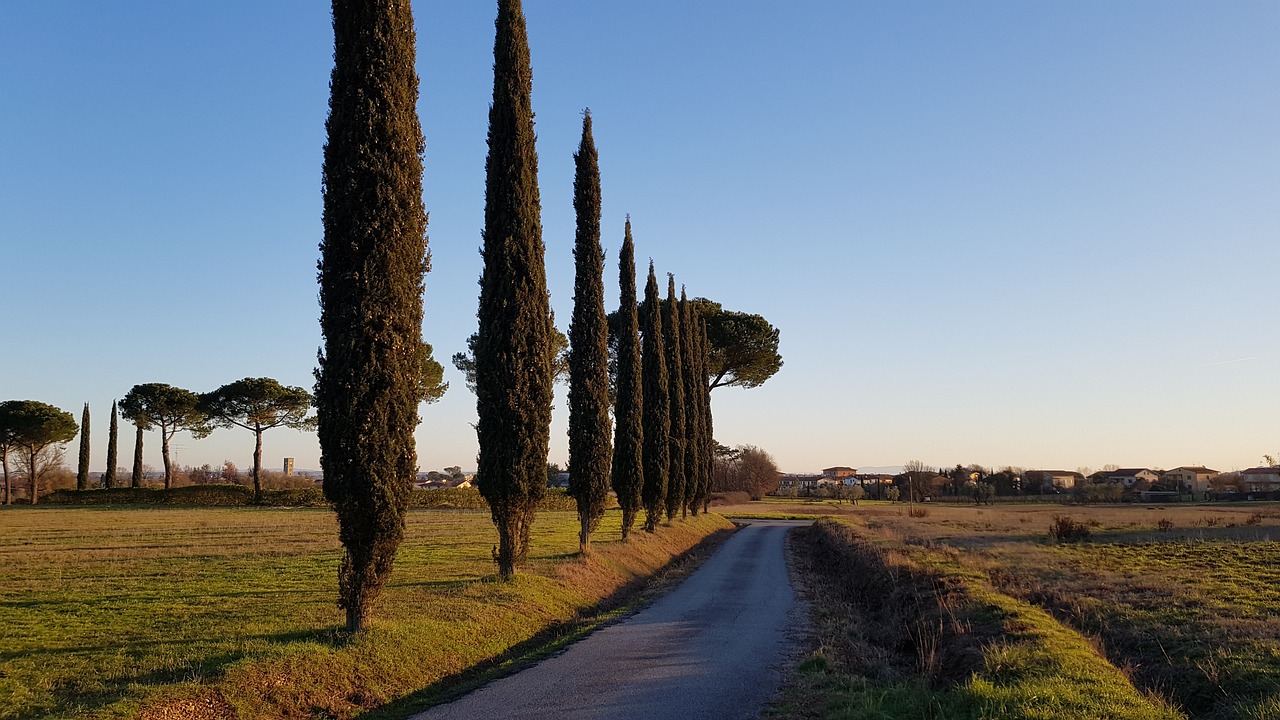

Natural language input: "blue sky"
[2,1,1277,475]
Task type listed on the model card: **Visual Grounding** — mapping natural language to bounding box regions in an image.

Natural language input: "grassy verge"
[0,506,730,719]
[768,518,1183,720]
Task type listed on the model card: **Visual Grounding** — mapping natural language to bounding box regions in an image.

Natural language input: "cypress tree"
[699,319,715,513]
[567,110,611,554]
[680,288,700,516]
[316,0,428,632]
[103,401,118,489]
[77,403,91,491]
[610,219,644,539]
[475,0,554,579]
[641,261,670,532]
[131,423,144,488]
[662,276,686,522]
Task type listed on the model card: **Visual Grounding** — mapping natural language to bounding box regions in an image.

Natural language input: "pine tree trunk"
[2,449,9,505]
[252,429,263,504]
[28,447,38,505]
[161,428,173,490]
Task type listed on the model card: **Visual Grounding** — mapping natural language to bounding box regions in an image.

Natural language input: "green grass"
[0,506,730,719]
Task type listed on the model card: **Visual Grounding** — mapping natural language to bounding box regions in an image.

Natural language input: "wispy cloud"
[1205,356,1259,367]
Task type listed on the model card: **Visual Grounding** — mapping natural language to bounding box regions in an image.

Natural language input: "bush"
[1156,517,1174,531]
[1048,515,1091,542]
[908,506,929,518]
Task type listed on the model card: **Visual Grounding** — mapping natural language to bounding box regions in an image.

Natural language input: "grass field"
[754,499,1280,720]
[0,506,731,720]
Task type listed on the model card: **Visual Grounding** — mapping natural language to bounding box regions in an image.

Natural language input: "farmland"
[0,506,731,719]
[751,500,1280,720]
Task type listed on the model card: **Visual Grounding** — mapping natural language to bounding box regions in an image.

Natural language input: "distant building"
[1241,467,1280,493]
[1105,468,1159,487]
[283,458,295,476]
[1025,470,1085,491]
[821,466,857,481]
[1161,466,1218,495]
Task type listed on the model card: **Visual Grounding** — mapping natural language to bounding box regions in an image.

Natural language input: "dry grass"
[772,500,1280,719]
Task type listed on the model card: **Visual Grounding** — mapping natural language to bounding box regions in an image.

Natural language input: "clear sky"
[2,1,1277,476]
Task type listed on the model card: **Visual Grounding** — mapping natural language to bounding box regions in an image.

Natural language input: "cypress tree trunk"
[131,424,144,489]
[610,220,644,539]
[77,403,91,491]
[567,110,611,555]
[317,0,428,632]
[103,401,118,489]
[679,289,699,516]
[662,277,685,522]
[641,262,670,533]
[475,0,553,579]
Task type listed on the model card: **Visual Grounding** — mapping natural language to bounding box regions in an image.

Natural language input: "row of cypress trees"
[316,0,716,626]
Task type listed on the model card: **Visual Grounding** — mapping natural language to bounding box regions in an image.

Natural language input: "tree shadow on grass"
[4,626,349,720]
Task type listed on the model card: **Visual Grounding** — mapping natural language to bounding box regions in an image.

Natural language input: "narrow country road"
[411,519,809,720]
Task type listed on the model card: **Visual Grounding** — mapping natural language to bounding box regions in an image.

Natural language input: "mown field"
[0,506,731,720]
[738,499,1280,720]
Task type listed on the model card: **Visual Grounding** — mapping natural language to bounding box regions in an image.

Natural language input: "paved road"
[411,519,809,720]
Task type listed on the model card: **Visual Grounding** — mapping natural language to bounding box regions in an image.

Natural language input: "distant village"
[777,464,1280,503]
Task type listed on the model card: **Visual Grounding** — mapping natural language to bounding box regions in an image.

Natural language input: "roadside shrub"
[1048,515,1091,542]
[1156,518,1174,531]
[1245,513,1263,526]
[707,491,752,507]
[908,506,930,518]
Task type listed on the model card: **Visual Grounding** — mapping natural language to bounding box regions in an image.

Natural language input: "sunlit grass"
[0,506,730,719]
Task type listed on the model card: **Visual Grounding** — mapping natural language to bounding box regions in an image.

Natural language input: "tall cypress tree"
[76,403,91,491]
[610,219,644,539]
[316,0,428,632]
[103,401,118,489]
[641,261,670,532]
[131,423,144,488]
[567,110,611,554]
[680,288,700,516]
[476,0,554,579]
[699,319,715,513]
[662,276,686,522]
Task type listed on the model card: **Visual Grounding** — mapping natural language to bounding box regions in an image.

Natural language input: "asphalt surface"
[410,519,810,720]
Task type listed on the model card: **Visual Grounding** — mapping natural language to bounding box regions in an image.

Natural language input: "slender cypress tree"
[680,288,700,516]
[475,0,554,579]
[662,276,686,522]
[567,110,611,554]
[610,219,644,539]
[316,0,428,632]
[641,262,670,532]
[131,423,144,488]
[699,319,715,513]
[103,401,118,489]
[76,403,91,491]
